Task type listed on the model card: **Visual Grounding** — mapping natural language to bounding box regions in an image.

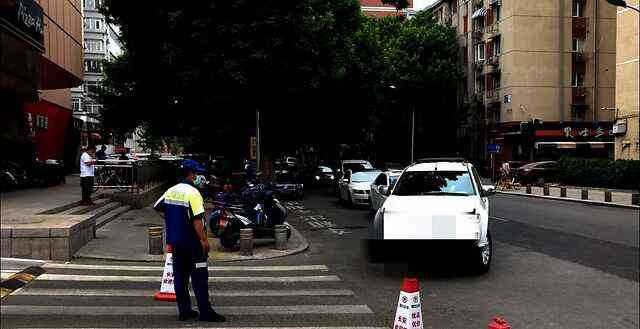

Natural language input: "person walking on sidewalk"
[153,159,225,323]
[79,145,97,206]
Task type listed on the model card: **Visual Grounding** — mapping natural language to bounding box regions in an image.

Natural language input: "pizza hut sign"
[563,127,611,139]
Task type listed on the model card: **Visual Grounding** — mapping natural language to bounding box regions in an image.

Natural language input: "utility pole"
[411,106,415,163]
[256,108,261,171]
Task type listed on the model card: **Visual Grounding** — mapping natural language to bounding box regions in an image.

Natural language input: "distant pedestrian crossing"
[1,262,386,328]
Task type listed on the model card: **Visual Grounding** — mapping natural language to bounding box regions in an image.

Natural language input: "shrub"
[557,157,640,190]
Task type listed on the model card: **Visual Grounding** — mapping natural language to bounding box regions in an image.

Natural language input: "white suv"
[372,158,495,272]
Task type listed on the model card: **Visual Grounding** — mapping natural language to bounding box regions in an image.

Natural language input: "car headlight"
[329,175,334,180]
[314,175,320,180]
[297,184,304,189]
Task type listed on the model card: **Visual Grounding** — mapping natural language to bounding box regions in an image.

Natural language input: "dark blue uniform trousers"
[172,241,214,316]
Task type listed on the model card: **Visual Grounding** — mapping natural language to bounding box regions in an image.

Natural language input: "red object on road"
[400,277,420,293]
[488,316,511,329]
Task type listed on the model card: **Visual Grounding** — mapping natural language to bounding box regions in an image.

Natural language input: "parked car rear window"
[393,171,476,196]
[351,171,382,183]
[343,163,372,172]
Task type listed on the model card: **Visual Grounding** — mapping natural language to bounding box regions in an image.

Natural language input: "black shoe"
[178,310,198,321]
[199,311,226,322]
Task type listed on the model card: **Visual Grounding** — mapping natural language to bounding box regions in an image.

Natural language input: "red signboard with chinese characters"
[535,127,612,139]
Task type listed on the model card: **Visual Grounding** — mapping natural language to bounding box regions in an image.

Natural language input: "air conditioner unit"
[613,122,627,135]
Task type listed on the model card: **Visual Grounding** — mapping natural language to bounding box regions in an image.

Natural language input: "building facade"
[613,1,639,160]
[361,0,414,17]
[1,0,83,166]
[71,0,122,145]
[427,0,617,163]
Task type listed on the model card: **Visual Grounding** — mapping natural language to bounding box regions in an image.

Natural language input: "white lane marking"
[15,288,355,297]
[42,263,328,272]
[36,274,341,283]
[490,216,510,222]
[0,304,374,315]
[0,257,46,264]
[19,327,386,329]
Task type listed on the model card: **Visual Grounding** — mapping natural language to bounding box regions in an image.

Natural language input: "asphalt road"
[1,188,638,328]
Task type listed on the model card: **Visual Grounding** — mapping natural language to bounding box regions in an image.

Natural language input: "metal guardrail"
[94,160,177,193]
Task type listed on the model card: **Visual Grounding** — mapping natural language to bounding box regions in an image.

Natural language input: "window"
[476,43,485,62]
[393,171,476,196]
[84,0,95,10]
[72,98,81,112]
[96,40,103,51]
[494,4,501,21]
[84,60,102,73]
[572,72,585,87]
[351,171,382,183]
[95,19,101,30]
[374,174,387,186]
[493,36,501,56]
[452,0,458,14]
[463,15,468,33]
[572,38,584,52]
[572,1,583,17]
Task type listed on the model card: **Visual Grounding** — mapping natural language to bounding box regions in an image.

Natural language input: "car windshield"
[393,171,476,196]
[343,162,372,172]
[319,166,333,173]
[351,171,381,183]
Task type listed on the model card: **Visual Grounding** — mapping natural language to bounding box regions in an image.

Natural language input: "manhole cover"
[134,223,162,227]
[118,217,136,221]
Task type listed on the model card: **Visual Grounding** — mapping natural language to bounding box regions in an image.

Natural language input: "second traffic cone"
[153,246,176,301]
[488,316,511,329]
[392,277,423,329]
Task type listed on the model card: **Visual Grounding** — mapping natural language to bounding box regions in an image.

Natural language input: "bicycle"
[93,165,131,192]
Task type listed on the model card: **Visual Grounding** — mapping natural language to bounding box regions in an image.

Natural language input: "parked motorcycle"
[208,188,291,249]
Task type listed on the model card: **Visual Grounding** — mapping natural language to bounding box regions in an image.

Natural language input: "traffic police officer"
[154,159,225,322]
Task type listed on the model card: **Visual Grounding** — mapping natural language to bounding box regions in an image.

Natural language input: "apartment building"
[427,0,616,162]
[71,0,122,144]
[613,1,639,160]
[1,0,83,165]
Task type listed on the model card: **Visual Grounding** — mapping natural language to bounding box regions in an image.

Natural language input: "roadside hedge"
[556,157,640,190]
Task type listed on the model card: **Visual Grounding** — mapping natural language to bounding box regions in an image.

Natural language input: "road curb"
[73,225,309,263]
[495,191,640,210]
[0,266,46,299]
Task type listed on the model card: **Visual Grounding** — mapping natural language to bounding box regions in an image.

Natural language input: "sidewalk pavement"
[75,206,309,262]
[482,177,640,209]
[1,175,85,218]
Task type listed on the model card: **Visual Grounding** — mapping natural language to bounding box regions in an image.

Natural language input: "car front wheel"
[472,230,492,274]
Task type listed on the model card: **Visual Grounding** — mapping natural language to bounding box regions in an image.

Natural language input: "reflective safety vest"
[154,182,205,246]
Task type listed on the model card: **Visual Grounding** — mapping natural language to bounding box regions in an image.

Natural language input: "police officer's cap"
[181,159,205,174]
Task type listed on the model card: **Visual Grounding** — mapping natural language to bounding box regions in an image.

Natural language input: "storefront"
[490,122,614,162]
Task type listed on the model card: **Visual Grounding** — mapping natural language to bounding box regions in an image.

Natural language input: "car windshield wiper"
[419,191,470,196]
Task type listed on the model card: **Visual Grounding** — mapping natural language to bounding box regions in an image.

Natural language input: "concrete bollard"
[560,187,567,198]
[274,225,288,250]
[581,189,589,200]
[526,185,532,194]
[604,191,612,203]
[543,185,550,196]
[148,226,164,255]
[632,193,640,206]
[239,228,253,256]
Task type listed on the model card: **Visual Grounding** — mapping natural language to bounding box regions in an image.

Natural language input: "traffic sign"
[487,144,502,154]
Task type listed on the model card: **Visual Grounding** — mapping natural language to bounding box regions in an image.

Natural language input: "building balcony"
[486,55,500,67]
[474,60,485,72]
[473,30,484,41]
[572,17,589,39]
[571,86,587,105]
[485,88,500,104]
[486,24,499,37]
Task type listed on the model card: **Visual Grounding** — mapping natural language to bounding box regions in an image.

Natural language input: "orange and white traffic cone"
[392,277,423,329]
[153,245,176,301]
[488,316,511,329]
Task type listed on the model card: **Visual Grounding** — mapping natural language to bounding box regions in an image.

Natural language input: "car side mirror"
[379,185,389,196]
[482,184,496,196]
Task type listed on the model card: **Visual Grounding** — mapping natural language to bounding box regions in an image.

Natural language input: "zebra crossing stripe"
[42,263,328,272]
[0,304,374,315]
[35,274,341,283]
[16,327,388,329]
[15,288,355,297]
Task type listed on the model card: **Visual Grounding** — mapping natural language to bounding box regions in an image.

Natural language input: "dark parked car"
[311,166,335,187]
[273,172,304,200]
[518,161,558,185]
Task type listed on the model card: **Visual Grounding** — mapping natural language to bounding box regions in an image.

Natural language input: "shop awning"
[535,142,613,149]
[472,7,487,19]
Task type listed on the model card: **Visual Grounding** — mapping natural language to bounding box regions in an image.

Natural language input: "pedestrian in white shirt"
[80,145,97,205]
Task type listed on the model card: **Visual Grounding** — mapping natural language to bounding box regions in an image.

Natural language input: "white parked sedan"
[372,159,495,272]
[369,170,402,212]
[338,169,382,207]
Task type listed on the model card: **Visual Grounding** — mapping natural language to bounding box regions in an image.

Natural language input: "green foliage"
[557,157,640,190]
